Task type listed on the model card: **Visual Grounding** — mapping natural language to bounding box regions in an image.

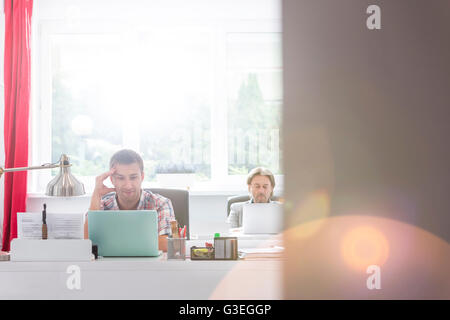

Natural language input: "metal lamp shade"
[45,155,85,196]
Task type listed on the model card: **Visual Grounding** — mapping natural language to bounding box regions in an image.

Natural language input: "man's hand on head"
[89,169,116,211]
[93,169,116,198]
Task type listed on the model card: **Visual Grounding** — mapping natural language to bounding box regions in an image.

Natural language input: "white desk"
[0,238,283,300]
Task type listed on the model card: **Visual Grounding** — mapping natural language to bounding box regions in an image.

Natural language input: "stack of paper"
[238,246,285,260]
[17,212,84,240]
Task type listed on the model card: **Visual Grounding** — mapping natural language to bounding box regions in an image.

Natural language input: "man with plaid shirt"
[84,149,175,252]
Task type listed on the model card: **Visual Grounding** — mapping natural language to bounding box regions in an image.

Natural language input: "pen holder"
[167,237,186,260]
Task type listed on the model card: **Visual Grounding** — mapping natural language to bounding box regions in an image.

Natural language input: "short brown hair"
[247,167,275,188]
[109,149,144,172]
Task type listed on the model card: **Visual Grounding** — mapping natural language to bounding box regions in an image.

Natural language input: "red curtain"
[2,0,33,251]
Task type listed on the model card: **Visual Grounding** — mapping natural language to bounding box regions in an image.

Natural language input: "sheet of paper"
[239,246,285,254]
[17,212,84,240]
[47,213,84,239]
[17,213,42,239]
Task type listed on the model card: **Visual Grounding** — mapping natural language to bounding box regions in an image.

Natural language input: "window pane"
[227,33,283,175]
[138,31,212,181]
[51,31,212,181]
[52,34,123,177]
[227,33,283,68]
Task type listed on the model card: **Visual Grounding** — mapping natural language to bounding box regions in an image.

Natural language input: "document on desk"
[238,246,285,260]
[17,212,84,239]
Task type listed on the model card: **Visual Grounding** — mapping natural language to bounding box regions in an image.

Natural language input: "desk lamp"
[0,154,85,196]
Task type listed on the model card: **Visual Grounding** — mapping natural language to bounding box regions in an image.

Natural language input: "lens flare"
[286,190,330,240]
[340,225,390,272]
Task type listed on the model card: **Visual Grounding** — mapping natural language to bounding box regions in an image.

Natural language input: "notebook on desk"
[242,203,283,234]
[88,210,160,257]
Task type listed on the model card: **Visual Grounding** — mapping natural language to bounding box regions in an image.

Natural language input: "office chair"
[226,194,281,217]
[145,188,190,239]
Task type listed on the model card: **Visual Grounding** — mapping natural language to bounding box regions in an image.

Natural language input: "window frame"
[30,17,283,195]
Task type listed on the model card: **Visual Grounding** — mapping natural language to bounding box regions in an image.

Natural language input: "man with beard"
[227,167,280,228]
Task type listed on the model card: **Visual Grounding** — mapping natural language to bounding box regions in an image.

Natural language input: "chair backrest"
[145,188,190,239]
[226,194,281,217]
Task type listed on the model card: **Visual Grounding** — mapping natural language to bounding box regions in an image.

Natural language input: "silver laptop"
[242,203,283,234]
[88,210,160,257]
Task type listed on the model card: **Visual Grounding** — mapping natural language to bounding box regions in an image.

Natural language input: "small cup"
[167,237,187,260]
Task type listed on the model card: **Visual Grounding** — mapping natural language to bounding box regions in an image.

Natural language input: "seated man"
[84,149,175,252]
[227,167,280,228]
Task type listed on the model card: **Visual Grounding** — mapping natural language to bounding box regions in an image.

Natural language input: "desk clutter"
[167,238,187,260]
[238,246,285,260]
[17,203,84,240]
[3,210,282,262]
[167,221,239,261]
[213,236,238,260]
[168,220,187,260]
[190,246,215,260]
[169,220,240,261]
[189,236,238,261]
[6,203,94,262]
[185,233,238,261]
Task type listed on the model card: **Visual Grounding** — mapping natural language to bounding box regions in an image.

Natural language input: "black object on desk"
[92,245,98,259]
[42,203,48,240]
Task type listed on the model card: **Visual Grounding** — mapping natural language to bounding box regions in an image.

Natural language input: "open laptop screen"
[88,210,159,257]
[242,203,283,234]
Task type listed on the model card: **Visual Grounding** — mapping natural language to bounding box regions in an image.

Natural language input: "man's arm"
[157,197,176,252]
[159,234,168,252]
[84,169,116,239]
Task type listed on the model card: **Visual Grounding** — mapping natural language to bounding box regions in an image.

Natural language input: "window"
[227,33,282,175]
[30,1,282,193]
[51,31,212,182]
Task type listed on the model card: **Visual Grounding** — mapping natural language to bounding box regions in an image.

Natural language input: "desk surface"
[0,239,283,300]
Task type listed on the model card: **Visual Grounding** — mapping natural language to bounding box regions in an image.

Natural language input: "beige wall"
[282,0,450,299]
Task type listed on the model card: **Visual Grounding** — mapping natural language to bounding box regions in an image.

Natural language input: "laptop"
[88,210,160,257]
[242,203,283,234]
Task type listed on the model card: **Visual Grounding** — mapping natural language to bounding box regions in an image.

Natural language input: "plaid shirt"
[101,190,175,236]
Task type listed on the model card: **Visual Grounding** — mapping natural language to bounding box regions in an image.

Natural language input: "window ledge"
[26,193,92,199]
[27,187,284,198]
[27,189,248,198]
[28,180,283,198]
